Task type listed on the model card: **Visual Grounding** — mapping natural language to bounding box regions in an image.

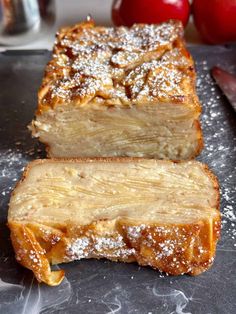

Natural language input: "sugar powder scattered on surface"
[195,57,236,249]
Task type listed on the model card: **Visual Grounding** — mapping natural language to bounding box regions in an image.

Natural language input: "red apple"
[112,0,190,27]
[193,0,236,44]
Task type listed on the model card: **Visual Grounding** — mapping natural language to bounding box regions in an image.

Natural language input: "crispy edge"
[8,221,65,286]
[8,213,221,286]
[36,20,200,114]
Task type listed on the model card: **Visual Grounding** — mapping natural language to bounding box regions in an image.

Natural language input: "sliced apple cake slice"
[8,158,220,285]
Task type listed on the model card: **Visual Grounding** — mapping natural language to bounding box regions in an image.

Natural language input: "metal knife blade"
[211,66,236,112]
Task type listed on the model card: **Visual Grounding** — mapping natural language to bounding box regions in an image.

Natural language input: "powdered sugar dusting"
[127,224,146,239]
[0,149,23,179]
[40,20,189,108]
[195,56,236,250]
[0,144,43,199]
[67,235,136,261]
[68,237,90,259]
[1,148,26,199]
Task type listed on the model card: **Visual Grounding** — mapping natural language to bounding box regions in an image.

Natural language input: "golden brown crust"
[8,158,220,285]
[8,221,65,286]
[37,20,201,114]
[8,215,220,286]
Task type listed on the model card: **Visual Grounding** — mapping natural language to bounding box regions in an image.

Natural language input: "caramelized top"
[38,20,200,114]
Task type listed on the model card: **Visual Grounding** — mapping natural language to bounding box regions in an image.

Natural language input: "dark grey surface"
[0,47,235,314]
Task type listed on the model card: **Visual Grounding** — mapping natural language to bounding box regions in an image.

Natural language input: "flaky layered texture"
[30,20,203,159]
[8,158,220,286]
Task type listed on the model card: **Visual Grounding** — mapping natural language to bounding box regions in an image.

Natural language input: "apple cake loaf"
[30,20,203,159]
[8,158,220,286]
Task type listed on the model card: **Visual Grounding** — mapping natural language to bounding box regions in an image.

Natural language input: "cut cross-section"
[8,158,220,285]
